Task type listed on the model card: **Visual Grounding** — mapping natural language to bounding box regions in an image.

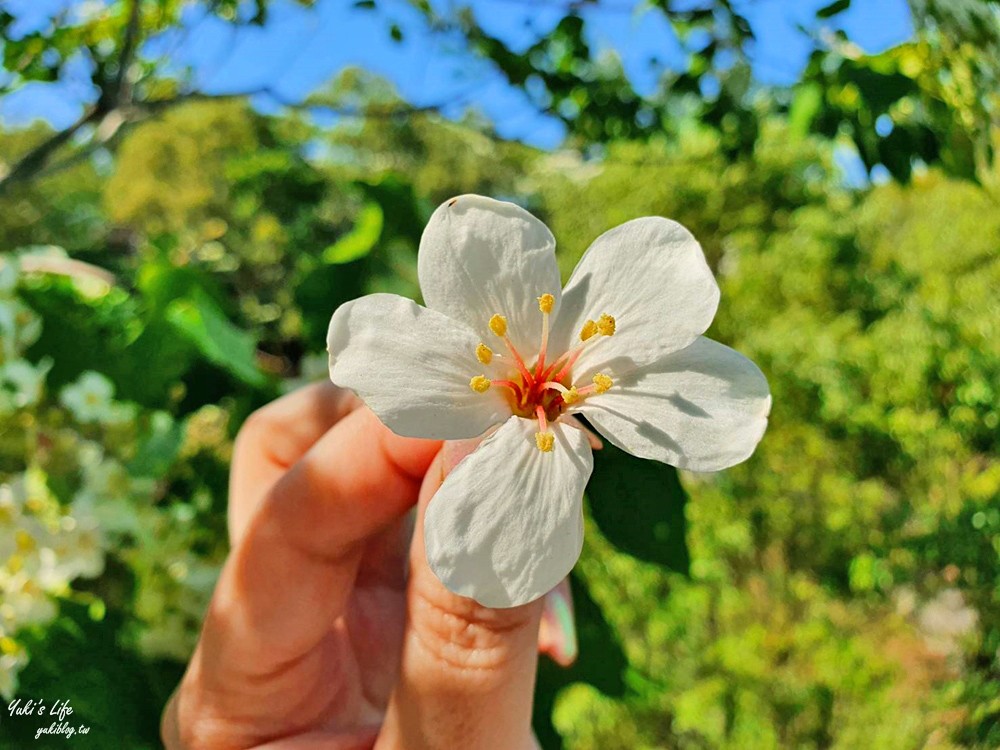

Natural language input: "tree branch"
[0,70,498,193]
[113,0,143,103]
[0,107,104,196]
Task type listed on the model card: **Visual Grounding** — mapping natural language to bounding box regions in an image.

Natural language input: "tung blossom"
[327,195,770,607]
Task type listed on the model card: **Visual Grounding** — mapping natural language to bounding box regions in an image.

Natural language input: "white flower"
[0,256,17,296]
[0,638,29,701]
[327,195,771,607]
[59,370,133,424]
[0,357,52,412]
[0,297,42,360]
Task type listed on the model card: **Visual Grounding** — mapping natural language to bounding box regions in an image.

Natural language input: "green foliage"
[165,290,267,388]
[587,440,689,573]
[799,0,1000,182]
[322,202,384,264]
[1,3,999,748]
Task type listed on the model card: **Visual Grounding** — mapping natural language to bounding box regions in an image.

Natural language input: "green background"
[0,1,998,747]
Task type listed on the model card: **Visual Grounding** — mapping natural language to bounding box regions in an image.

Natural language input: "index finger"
[204,408,441,674]
[229,381,361,544]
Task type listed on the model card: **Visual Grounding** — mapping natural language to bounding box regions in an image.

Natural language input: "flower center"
[468,293,617,452]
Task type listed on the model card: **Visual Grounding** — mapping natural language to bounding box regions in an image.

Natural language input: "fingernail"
[538,577,577,667]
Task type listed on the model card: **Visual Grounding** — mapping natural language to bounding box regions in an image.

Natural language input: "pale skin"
[162,381,549,750]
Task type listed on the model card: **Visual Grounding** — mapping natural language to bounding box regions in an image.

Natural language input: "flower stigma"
[470,296,618,452]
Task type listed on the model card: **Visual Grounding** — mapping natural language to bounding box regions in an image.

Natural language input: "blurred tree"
[2,2,999,748]
[0,0,318,195]
[794,0,1000,182]
[0,0,863,195]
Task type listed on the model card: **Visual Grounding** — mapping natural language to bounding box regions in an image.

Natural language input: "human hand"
[162,382,564,749]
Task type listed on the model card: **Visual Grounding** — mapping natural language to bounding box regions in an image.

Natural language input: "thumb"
[375,440,543,750]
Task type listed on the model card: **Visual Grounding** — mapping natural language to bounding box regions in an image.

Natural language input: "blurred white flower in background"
[0,256,17,295]
[59,370,135,425]
[0,268,198,701]
[0,471,110,699]
[0,357,52,412]
[0,298,42,360]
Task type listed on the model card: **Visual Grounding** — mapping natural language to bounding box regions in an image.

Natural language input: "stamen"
[535,404,553,453]
[476,343,493,365]
[487,312,534,387]
[551,349,583,384]
[503,335,535,387]
[469,375,491,393]
[597,313,616,336]
[540,381,569,394]
[535,292,555,377]
[489,314,508,337]
[492,379,525,403]
[562,386,581,405]
[536,404,549,433]
[592,373,613,393]
[535,432,555,452]
[544,313,618,382]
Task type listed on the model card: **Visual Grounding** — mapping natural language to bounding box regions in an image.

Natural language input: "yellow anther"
[538,293,555,314]
[593,373,613,394]
[470,375,492,393]
[580,319,597,341]
[597,313,616,336]
[535,432,555,452]
[476,343,493,365]
[489,314,508,337]
[562,386,581,405]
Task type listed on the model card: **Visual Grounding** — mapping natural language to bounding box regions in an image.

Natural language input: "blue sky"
[0,0,913,148]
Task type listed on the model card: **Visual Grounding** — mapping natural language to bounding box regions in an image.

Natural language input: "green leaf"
[586,440,690,573]
[817,0,851,19]
[128,413,186,478]
[165,290,267,387]
[533,572,627,749]
[322,202,384,264]
[789,82,823,137]
[10,602,181,750]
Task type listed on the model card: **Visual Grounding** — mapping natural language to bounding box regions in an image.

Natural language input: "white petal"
[424,415,593,608]
[551,217,720,379]
[418,195,561,357]
[577,337,770,472]
[327,294,509,439]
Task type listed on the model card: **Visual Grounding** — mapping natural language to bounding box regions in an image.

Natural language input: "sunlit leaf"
[789,82,823,137]
[322,202,384,264]
[533,572,627,749]
[165,290,267,387]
